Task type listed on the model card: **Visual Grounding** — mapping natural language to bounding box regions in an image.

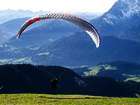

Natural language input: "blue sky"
[0,0,117,14]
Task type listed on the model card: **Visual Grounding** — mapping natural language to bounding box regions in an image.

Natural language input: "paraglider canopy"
[17,13,101,48]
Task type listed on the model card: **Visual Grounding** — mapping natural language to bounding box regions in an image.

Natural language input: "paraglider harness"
[47,71,65,90]
[50,78,59,90]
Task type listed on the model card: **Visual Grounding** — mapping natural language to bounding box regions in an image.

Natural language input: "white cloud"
[0,0,117,13]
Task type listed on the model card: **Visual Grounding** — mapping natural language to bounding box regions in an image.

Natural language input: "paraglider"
[17,13,101,48]
[50,78,59,90]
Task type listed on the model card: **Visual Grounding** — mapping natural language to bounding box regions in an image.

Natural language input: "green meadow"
[0,94,140,105]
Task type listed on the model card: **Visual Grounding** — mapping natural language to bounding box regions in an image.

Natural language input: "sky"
[0,0,117,14]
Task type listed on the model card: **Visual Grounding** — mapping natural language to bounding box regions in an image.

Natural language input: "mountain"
[0,10,97,44]
[0,29,11,44]
[84,61,140,82]
[5,17,85,48]
[0,10,48,43]
[0,64,86,93]
[0,17,40,44]
[0,10,98,24]
[0,0,140,66]
[33,33,140,66]
[0,18,29,42]
[0,17,80,45]
[0,17,47,42]
[0,64,139,97]
[0,9,47,24]
[0,17,28,33]
[1,32,140,67]
[92,0,140,42]
[0,21,84,63]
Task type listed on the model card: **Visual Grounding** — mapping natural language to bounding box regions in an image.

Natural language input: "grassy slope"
[84,62,140,82]
[0,94,140,105]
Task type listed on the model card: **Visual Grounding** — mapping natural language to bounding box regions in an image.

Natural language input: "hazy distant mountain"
[0,9,47,24]
[0,17,28,33]
[0,10,97,24]
[0,18,72,44]
[92,0,140,42]
[0,10,48,42]
[0,18,29,42]
[0,11,97,44]
[0,17,46,42]
[6,19,81,49]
